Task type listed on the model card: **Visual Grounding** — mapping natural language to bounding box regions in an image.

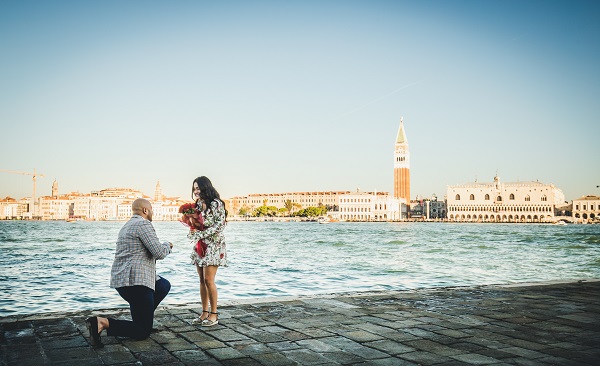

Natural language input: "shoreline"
[3,278,598,323]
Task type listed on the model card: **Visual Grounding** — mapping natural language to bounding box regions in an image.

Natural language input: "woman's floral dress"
[188,199,228,267]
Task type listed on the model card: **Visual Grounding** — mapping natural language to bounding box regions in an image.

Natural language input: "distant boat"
[554,221,567,225]
[317,217,329,224]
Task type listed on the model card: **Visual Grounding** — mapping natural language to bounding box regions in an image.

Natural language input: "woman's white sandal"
[202,312,219,327]
[192,310,209,325]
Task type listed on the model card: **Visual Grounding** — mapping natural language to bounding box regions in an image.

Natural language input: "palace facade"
[446,175,566,223]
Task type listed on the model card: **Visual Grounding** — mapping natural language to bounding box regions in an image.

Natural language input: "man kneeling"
[86,198,173,347]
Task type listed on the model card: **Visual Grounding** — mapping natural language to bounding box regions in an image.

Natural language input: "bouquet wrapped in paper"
[179,202,208,258]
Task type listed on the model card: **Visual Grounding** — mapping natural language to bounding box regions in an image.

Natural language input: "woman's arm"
[187,199,226,241]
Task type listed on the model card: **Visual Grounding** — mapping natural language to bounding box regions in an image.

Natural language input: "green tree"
[254,205,278,217]
[294,206,327,217]
[284,199,294,216]
[238,205,250,216]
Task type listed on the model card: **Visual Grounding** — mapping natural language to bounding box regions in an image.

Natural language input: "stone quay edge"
[1,279,599,366]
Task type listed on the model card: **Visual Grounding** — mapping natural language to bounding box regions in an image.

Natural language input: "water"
[1,221,599,316]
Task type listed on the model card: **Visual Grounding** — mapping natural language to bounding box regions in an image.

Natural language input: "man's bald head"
[132,198,153,220]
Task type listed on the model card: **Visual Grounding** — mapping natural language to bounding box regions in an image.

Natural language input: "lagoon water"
[1,220,599,316]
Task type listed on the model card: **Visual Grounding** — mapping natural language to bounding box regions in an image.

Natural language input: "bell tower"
[393,117,411,207]
[154,180,163,202]
[52,179,59,198]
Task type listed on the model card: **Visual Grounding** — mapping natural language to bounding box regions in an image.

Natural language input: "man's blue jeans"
[107,277,171,340]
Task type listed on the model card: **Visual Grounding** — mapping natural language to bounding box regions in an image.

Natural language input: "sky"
[1,0,599,203]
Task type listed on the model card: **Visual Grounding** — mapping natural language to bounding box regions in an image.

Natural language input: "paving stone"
[297,327,335,338]
[221,357,264,366]
[281,349,334,365]
[45,346,99,363]
[250,352,297,366]
[319,336,389,359]
[321,351,365,364]
[3,327,36,344]
[193,339,227,349]
[172,349,212,363]
[397,350,453,364]
[500,346,547,359]
[296,339,342,353]
[233,342,274,355]
[96,344,138,364]
[40,335,88,349]
[3,343,46,366]
[243,330,287,343]
[363,339,416,355]
[337,330,384,342]
[135,349,179,365]
[206,346,246,360]
[205,328,249,342]
[179,330,215,343]
[502,337,550,351]
[162,337,197,352]
[266,341,302,351]
[354,357,419,366]
[451,353,501,364]
[279,330,311,341]
[122,337,161,352]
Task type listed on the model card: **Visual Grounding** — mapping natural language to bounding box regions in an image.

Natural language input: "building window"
[497,196,502,201]
[455,194,460,200]
[509,194,515,200]
[541,195,547,202]
[469,194,475,200]
[525,195,530,202]
[485,194,490,200]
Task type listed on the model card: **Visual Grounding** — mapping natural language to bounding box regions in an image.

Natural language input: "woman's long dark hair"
[192,176,228,218]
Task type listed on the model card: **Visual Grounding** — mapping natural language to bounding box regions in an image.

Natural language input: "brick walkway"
[1,280,599,365]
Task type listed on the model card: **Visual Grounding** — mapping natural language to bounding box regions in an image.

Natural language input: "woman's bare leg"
[203,265,219,322]
[195,263,209,320]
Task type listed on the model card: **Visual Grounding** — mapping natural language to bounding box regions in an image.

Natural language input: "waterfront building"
[446,175,566,223]
[227,191,350,215]
[336,190,405,221]
[228,189,405,221]
[39,195,73,220]
[0,197,19,219]
[572,195,600,223]
[393,117,411,208]
[73,194,91,218]
[410,194,447,220]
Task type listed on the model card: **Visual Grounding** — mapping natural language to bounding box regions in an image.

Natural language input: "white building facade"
[336,191,405,221]
[447,175,566,223]
[572,195,600,223]
[227,190,406,221]
[0,197,20,219]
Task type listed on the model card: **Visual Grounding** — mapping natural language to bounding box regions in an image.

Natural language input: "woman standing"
[188,176,228,326]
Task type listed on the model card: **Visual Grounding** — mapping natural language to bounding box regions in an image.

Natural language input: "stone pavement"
[1,280,599,366]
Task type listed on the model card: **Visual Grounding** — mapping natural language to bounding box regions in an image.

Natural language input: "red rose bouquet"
[179,203,202,229]
[179,202,208,258]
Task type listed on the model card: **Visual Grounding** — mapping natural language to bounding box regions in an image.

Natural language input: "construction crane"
[0,168,45,217]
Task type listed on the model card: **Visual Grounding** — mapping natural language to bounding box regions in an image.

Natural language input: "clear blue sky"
[1,0,598,202]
